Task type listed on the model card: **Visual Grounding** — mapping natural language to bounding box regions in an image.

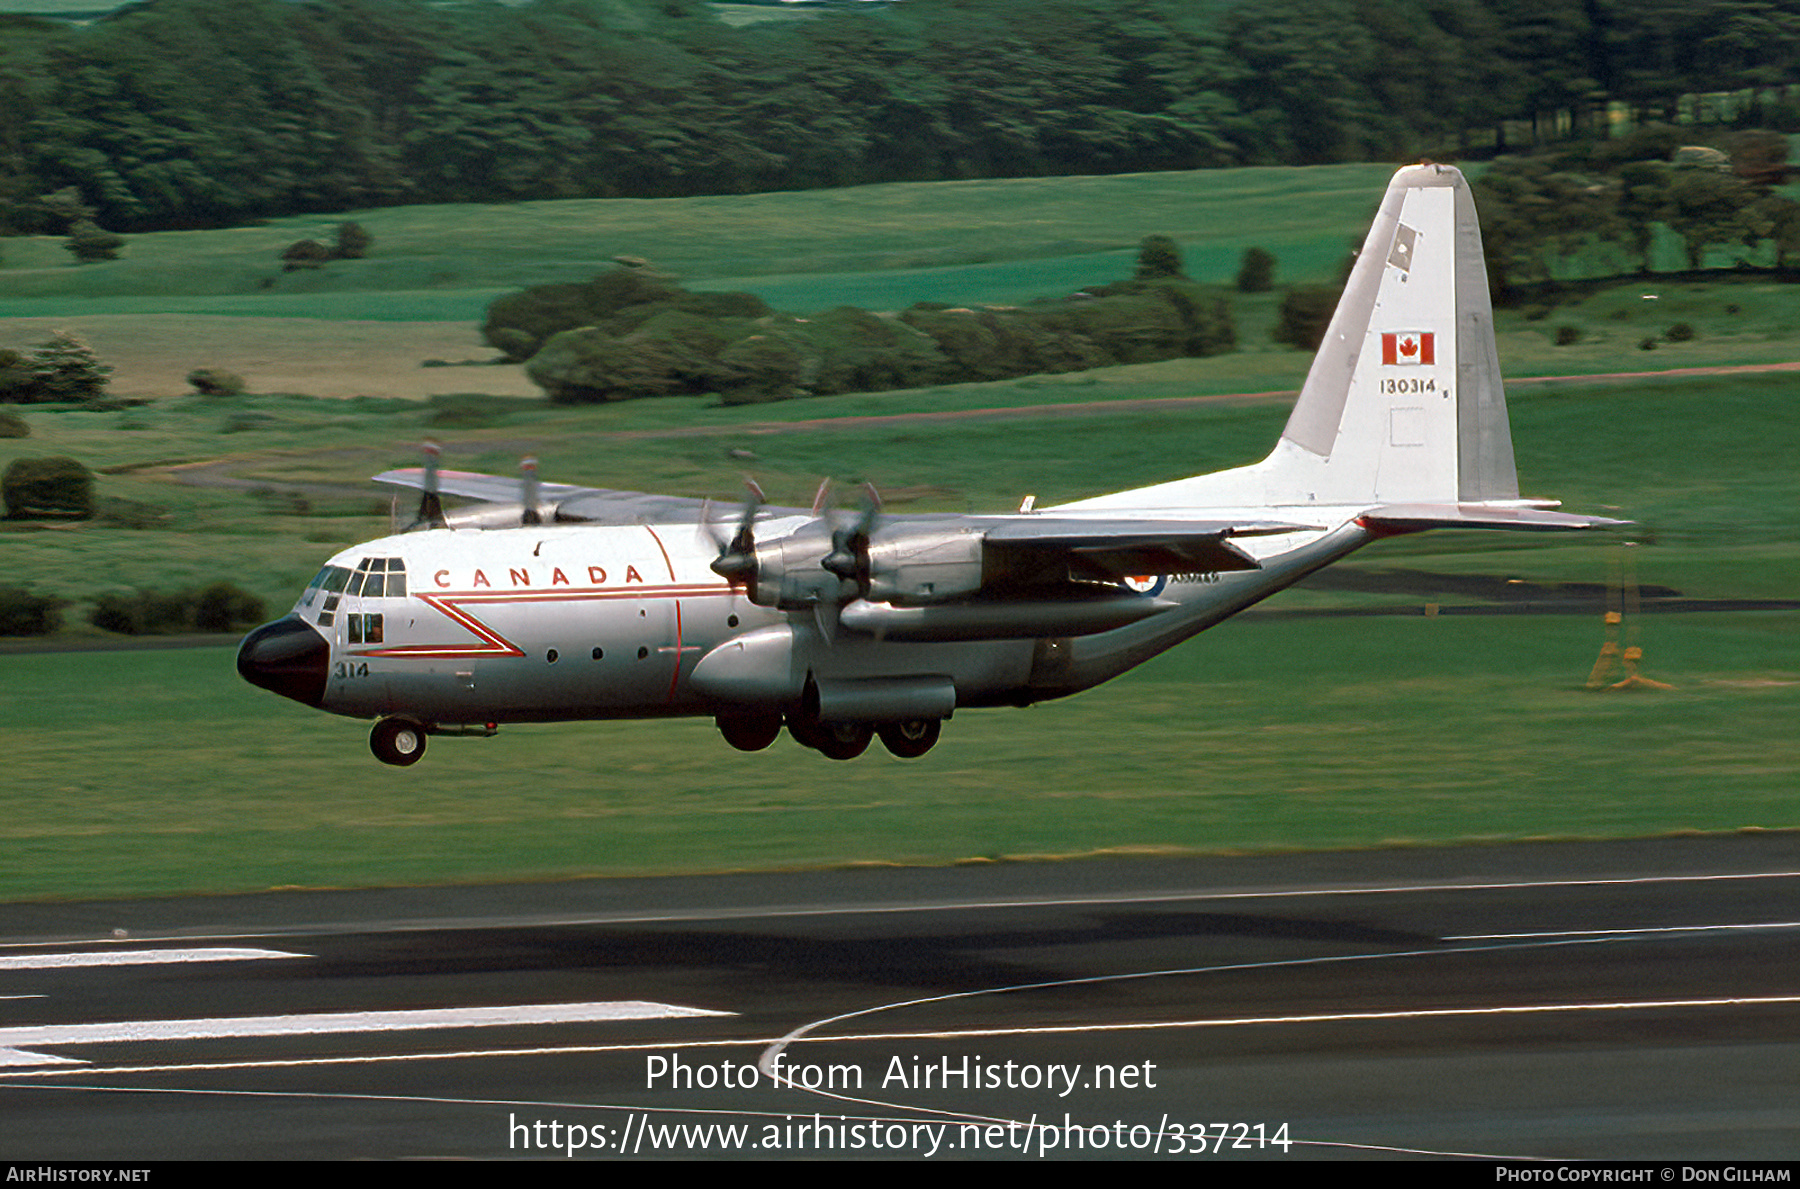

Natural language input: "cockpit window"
[300,559,405,628]
[300,565,352,613]
[351,557,407,599]
[340,557,405,597]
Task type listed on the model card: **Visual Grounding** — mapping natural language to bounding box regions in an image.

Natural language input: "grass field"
[0,164,1403,319]
[5,611,1794,902]
[2,162,1795,901]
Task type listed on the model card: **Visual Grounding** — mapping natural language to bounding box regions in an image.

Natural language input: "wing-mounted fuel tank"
[687,623,958,721]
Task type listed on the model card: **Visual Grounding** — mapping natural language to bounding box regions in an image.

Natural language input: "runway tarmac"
[1,835,1797,1161]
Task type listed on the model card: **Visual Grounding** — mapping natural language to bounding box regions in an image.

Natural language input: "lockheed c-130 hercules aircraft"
[238,163,1624,765]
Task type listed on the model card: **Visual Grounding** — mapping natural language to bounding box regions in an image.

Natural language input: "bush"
[1664,322,1696,342]
[193,581,266,632]
[1272,287,1340,350]
[1639,336,1659,350]
[510,263,1232,403]
[0,587,62,636]
[3,456,94,519]
[901,304,1107,383]
[1134,235,1185,280]
[0,349,34,402]
[90,589,192,635]
[715,335,804,404]
[1044,279,1233,361]
[1235,246,1276,292]
[787,307,948,396]
[483,267,772,363]
[64,219,123,263]
[281,239,332,271]
[90,582,265,635]
[1554,325,1582,346]
[334,222,372,259]
[187,368,247,395]
[27,331,111,401]
[0,409,27,437]
[527,326,704,403]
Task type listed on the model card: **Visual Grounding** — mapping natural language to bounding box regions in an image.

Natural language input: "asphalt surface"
[1,835,1797,1161]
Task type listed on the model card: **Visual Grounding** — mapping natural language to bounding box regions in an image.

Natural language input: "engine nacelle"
[863,527,985,605]
[746,523,986,610]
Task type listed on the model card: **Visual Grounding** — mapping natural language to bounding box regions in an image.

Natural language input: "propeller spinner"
[821,483,881,597]
[708,480,765,586]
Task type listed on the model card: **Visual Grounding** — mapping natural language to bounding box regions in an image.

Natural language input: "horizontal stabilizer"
[1360,504,1631,532]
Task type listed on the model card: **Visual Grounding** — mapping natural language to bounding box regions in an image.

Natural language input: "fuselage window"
[347,613,383,645]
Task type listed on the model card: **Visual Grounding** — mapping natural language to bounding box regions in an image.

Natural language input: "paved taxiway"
[1,835,1796,1160]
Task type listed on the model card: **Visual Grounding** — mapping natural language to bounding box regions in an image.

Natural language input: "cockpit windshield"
[296,557,408,627]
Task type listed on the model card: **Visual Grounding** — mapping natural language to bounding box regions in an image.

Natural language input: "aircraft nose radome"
[237,615,329,708]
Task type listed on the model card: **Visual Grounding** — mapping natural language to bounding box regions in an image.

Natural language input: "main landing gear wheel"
[814,721,873,761]
[717,714,782,752]
[789,713,873,760]
[878,718,941,759]
[370,717,428,766]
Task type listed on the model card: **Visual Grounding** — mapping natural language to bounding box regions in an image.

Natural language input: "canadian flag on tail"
[1381,331,1435,366]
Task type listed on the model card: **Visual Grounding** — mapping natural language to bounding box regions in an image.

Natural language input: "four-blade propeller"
[707,479,765,586]
[820,482,881,598]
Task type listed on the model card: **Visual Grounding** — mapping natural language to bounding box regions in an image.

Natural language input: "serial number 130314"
[1379,377,1437,394]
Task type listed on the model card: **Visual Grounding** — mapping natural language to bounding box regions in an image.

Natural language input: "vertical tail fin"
[1268,161,1517,506]
[1059,163,1527,516]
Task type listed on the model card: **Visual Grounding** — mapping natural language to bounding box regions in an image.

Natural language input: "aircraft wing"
[980,517,1318,578]
[371,467,811,525]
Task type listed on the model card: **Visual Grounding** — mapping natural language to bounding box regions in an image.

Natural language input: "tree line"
[2,0,1796,235]
[1474,127,1800,294]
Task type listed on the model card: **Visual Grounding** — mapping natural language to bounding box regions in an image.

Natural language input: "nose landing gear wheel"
[371,717,428,766]
[878,718,941,758]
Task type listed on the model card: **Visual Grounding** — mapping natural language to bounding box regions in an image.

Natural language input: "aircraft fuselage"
[242,516,1373,728]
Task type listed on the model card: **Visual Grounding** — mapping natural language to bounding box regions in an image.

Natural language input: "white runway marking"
[1447,920,1800,940]
[0,1001,733,1068]
[798,993,1800,1044]
[0,947,308,970]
